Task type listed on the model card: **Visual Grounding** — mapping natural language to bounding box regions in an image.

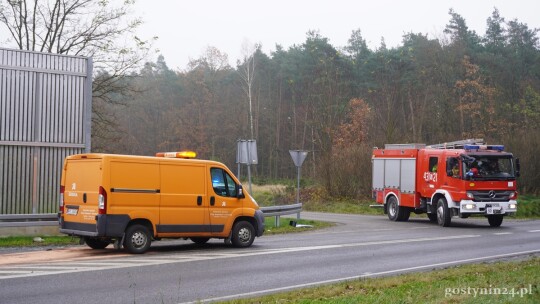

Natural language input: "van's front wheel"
[231,221,255,248]
[124,224,151,254]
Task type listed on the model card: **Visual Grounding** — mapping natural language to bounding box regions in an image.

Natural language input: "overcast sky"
[0,1,537,70]
[133,0,540,70]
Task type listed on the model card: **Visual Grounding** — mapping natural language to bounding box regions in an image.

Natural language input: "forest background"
[95,8,539,197]
[2,2,537,197]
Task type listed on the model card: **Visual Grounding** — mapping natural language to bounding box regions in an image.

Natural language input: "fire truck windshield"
[461,154,516,180]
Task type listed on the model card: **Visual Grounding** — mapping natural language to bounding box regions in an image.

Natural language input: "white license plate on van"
[66,208,78,215]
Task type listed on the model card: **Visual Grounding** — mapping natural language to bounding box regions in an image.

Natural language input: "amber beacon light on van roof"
[155,151,197,159]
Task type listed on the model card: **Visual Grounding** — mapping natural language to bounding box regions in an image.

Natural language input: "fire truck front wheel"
[487,215,504,227]
[387,196,410,222]
[436,197,452,227]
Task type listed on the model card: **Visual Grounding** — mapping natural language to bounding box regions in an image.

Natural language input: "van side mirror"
[237,185,245,198]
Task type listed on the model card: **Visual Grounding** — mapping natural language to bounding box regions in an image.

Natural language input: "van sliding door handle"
[197,196,202,206]
[210,196,215,206]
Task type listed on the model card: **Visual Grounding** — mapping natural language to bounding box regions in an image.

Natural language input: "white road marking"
[185,249,540,304]
[528,230,540,233]
[0,234,506,280]
[493,232,513,235]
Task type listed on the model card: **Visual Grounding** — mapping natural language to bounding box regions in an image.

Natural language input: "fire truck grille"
[469,190,513,202]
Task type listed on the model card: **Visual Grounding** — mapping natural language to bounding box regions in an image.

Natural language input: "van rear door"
[62,157,102,225]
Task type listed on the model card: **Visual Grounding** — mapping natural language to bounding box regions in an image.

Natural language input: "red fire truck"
[372,139,520,227]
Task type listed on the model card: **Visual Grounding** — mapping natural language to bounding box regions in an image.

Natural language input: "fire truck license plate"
[486,207,501,214]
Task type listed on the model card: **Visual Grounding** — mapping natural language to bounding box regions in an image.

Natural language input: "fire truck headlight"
[509,203,517,209]
[464,203,476,210]
[466,192,474,199]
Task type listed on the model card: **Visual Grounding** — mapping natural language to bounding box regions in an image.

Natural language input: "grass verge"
[263,217,334,235]
[516,195,540,218]
[0,235,79,247]
[302,198,380,215]
[225,257,540,303]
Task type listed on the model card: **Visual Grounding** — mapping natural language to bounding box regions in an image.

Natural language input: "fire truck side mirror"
[515,158,521,177]
[445,158,454,177]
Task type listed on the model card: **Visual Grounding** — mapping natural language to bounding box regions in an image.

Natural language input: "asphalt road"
[1,213,539,303]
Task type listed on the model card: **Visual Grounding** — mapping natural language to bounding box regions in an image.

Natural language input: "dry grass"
[249,184,287,194]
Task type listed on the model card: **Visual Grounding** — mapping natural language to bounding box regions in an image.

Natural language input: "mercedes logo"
[488,190,496,198]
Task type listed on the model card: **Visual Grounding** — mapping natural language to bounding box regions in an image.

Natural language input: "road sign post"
[236,140,258,194]
[289,150,308,220]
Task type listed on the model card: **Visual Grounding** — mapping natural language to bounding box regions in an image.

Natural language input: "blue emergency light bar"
[464,144,504,151]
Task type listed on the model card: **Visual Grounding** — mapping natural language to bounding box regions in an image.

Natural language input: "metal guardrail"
[0,214,58,227]
[0,204,304,229]
[260,203,303,227]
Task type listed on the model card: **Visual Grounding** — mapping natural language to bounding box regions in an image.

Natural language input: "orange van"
[58,152,264,253]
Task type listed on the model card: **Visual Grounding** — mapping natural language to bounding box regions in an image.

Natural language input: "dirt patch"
[0,246,129,266]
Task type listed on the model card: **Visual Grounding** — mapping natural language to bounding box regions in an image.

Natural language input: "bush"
[516,195,540,218]
[317,144,373,199]
[501,130,540,195]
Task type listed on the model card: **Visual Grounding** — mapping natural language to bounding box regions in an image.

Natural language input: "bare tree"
[238,39,258,139]
[0,0,154,150]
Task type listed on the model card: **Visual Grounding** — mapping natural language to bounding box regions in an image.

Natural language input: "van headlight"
[251,197,259,207]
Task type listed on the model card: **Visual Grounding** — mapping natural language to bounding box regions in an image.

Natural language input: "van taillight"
[98,186,107,214]
[59,185,65,213]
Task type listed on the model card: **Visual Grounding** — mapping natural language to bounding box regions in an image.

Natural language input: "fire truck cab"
[372,139,519,227]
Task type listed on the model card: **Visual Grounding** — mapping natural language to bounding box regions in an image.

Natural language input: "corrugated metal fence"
[0,47,92,214]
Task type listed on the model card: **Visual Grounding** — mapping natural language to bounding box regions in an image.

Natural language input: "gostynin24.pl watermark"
[445,284,535,298]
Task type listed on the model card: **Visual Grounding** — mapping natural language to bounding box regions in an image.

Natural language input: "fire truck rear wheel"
[436,197,452,227]
[487,215,503,227]
[387,196,409,221]
[399,208,411,221]
[387,196,400,221]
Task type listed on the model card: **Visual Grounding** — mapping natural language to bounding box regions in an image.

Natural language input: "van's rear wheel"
[231,221,255,248]
[190,237,210,245]
[124,224,151,254]
[84,237,109,249]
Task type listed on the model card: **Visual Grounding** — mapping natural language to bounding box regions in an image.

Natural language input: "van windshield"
[461,154,516,181]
